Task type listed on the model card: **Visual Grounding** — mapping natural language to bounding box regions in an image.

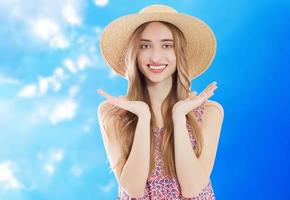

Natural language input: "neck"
[146,76,172,109]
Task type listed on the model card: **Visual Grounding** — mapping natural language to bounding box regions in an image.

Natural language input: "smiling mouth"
[147,64,168,73]
[147,64,168,69]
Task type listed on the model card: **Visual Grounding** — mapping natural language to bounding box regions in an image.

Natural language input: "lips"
[147,64,168,73]
[147,63,166,67]
[147,64,168,68]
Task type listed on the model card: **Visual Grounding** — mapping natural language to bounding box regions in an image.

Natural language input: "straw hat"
[99,4,217,80]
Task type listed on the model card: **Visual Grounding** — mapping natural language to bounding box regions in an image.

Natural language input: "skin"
[97,21,217,119]
[137,21,177,113]
[97,21,221,197]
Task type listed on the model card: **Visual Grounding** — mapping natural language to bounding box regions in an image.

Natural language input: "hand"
[97,89,151,117]
[172,81,218,117]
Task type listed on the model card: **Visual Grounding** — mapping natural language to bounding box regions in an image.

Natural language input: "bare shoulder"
[97,100,122,182]
[97,100,119,140]
[204,100,224,118]
[98,100,113,116]
[98,100,116,124]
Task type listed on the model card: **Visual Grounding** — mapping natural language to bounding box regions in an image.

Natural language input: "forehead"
[139,22,173,40]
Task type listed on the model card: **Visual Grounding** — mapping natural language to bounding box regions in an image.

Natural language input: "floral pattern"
[117,103,215,200]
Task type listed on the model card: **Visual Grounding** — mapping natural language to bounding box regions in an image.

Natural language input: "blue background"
[0,0,289,199]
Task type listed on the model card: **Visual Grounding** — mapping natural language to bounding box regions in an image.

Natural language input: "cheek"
[137,52,147,64]
[168,52,176,65]
[137,55,148,72]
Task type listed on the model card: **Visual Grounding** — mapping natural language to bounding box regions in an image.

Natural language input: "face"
[137,22,177,84]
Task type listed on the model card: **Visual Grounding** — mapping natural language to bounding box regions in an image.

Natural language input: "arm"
[119,113,151,198]
[97,88,153,198]
[173,101,224,198]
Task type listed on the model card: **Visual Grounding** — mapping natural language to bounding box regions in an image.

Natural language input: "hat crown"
[139,4,177,14]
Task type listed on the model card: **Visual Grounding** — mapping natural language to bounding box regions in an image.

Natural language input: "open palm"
[172,81,218,116]
[97,89,151,117]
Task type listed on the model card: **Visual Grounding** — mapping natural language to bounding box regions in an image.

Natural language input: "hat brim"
[100,12,217,80]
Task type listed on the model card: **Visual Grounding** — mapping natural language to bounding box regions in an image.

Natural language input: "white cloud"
[0,0,85,49]
[54,67,65,79]
[27,95,79,125]
[44,164,55,175]
[18,66,68,97]
[49,34,70,49]
[0,0,26,20]
[32,18,60,40]
[42,67,67,93]
[38,76,62,95]
[95,27,102,34]
[49,99,78,125]
[77,55,92,70]
[50,79,61,92]
[64,58,78,74]
[83,125,91,133]
[39,149,64,175]
[98,179,115,193]
[63,55,92,74]
[94,0,109,7]
[69,85,80,97]
[0,74,19,84]
[62,4,81,26]
[94,27,103,40]
[18,84,37,98]
[50,149,64,162]
[30,18,70,49]
[0,161,24,190]
[70,165,83,177]
[38,77,50,95]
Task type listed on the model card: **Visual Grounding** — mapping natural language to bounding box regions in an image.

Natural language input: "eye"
[140,44,150,49]
[163,44,173,48]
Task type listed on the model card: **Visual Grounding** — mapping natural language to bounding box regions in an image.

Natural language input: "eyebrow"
[140,39,174,42]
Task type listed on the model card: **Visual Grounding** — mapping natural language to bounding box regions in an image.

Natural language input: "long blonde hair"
[101,21,203,179]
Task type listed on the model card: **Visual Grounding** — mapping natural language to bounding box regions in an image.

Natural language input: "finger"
[204,82,218,94]
[200,84,217,99]
[208,84,217,93]
[202,89,215,99]
[97,89,115,100]
[201,82,216,96]
[207,82,217,91]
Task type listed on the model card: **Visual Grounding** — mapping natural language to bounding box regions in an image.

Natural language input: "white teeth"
[148,64,167,70]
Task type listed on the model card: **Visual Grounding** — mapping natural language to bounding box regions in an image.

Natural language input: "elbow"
[121,185,145,198]
[181,186,204,199]
[179,177,210,198]
[128,190,145,198]
[119,178,146,198]
[180,185,200,198]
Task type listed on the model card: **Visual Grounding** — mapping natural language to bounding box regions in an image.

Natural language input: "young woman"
[97,4,224,200]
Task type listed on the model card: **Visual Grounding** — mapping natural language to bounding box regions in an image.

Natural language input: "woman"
[97,4,224,200]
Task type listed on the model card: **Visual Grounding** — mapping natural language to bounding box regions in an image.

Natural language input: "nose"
[149,47,163,63]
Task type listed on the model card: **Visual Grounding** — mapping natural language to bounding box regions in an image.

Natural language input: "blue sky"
[0,0,290,199]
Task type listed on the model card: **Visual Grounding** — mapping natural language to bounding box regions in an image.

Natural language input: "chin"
[147,74,172,83]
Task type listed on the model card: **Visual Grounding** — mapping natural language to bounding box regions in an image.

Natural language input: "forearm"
[119,114,151,198]
[173,113,209,197]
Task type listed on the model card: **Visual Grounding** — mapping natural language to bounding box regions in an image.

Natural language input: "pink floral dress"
[118,103,215,200]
